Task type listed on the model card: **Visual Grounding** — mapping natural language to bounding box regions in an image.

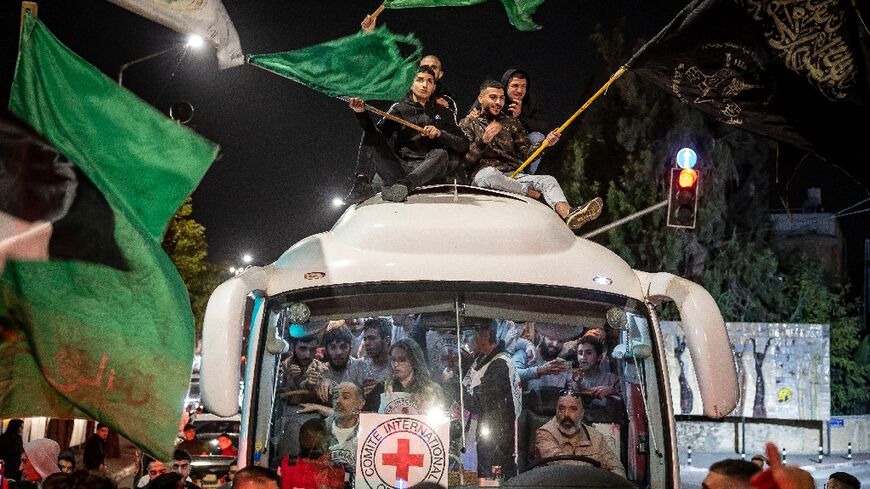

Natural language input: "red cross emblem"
[381,438,425,482]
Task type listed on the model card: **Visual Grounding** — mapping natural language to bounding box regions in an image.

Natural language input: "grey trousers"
[472,166,567,208]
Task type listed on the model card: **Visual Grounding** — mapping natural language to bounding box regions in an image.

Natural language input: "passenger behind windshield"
[272,314,629,485]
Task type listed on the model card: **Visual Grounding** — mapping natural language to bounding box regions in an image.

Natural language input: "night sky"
[1,1,867,286]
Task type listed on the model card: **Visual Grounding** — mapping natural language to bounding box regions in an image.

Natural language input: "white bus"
[200,185,737,488]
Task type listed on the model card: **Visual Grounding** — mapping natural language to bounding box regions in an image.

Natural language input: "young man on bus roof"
[535,390,625,476]
[459,80,603,230]
[419,54,458,118]
[344,66,468,204]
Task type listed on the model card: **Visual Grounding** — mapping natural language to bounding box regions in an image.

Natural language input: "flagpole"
[336,96,426,133]
[371,4,386,19]
[510,66,626,178]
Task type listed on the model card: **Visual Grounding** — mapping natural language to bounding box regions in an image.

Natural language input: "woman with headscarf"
[373,338,445,414]
[19,438,61,487]
[0,419,25,481]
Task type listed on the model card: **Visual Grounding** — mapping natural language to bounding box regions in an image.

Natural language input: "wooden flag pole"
[337,96,425,133]
[372,4,386,19]
[510,66,627,178]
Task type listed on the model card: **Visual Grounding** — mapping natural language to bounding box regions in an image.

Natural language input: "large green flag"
[383,0,545,31]
[499,0,546,31]
[1,12,218,459]
[249,26,422,101]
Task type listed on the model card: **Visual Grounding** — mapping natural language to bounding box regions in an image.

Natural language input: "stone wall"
[676,415,870,454]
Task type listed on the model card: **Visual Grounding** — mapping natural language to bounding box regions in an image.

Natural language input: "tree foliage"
[162,197,220,337]
[555,24,867,412]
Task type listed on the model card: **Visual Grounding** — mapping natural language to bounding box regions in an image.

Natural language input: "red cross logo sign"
[356,414,449,489]
[382,438,425,482]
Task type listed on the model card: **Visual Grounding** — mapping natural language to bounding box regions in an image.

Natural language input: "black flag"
[628,0,870,172]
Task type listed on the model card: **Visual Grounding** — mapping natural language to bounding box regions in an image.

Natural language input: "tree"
[780,260,869,414]
[162,197,220,336]
[556,24,867,412]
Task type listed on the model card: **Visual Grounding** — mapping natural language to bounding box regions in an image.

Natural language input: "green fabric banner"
[383,0,485,8]
[249,26,422,101]
[499,0,546,31]
[1,13,218,460]
[383,0,545,31]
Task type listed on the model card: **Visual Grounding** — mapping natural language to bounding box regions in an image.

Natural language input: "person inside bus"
[365,338,445,414]
[517,328,575,391]
[360,318,393,389]
[463,319,521,479]
[534,390,625,477]
[296,382,364,475]
[278,418,343,489]
[569,336,621,407]
[312,325,368,403]
[276,328,326,460]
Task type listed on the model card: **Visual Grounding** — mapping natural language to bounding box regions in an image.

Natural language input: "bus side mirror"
[635,271,738,419]
[201,267,269,417]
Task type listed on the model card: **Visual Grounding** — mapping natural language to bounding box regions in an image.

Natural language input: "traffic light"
[667,148,700,229]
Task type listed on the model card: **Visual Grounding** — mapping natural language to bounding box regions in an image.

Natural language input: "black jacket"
[464,342,517,478]
[500,68,549,134]
[356,93,467,161]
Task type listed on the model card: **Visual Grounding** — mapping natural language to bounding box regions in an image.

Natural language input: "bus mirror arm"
[201,267,269,417]
[635,271,738,419]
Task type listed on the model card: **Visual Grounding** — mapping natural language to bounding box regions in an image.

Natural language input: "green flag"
[249,26,422,101]
[499,0,546,31]
[1,12,218,459]
[383,0,484,8]
[383,0,545,31]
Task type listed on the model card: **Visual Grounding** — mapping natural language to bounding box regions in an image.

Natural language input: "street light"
[242,254,253,264]
[332,197,344,207]
[117,34,205,87]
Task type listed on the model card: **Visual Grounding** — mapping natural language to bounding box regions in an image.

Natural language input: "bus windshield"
[254,284,669,488]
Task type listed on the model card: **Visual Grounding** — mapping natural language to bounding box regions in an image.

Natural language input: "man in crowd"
[171,450,201,489]
[137,458,166,488]
[313,325,368,402]
[827,472,861,489]
[701,459,761,489]
[361,318,393,388]
[276,327,325,460]
[177,424,209,456]
[20,438,61,483]
[216,434,238,457]
[500,70,549,173]
[519,328,574,391]
[420,55,458,117]
[535,391,624,476]
[83,424,109,472]
[326,382,365,479]
[463,319,521,479]
[344,66,468,203]
[571,336,621,405]
[460,80,602,230]
[57,453,75,474]
[232,467,279,489]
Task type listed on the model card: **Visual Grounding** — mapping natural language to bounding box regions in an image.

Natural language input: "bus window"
[252,286,667,488]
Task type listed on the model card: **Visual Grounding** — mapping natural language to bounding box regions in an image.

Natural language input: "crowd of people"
[271,314,628,488]
[343,53,604,232]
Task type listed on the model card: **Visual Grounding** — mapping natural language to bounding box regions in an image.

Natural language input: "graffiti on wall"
[661,322,830,421]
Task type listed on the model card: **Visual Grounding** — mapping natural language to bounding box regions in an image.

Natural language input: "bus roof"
[256,185,645,300]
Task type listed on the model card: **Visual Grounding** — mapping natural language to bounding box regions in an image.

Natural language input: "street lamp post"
[117,34,204,87]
